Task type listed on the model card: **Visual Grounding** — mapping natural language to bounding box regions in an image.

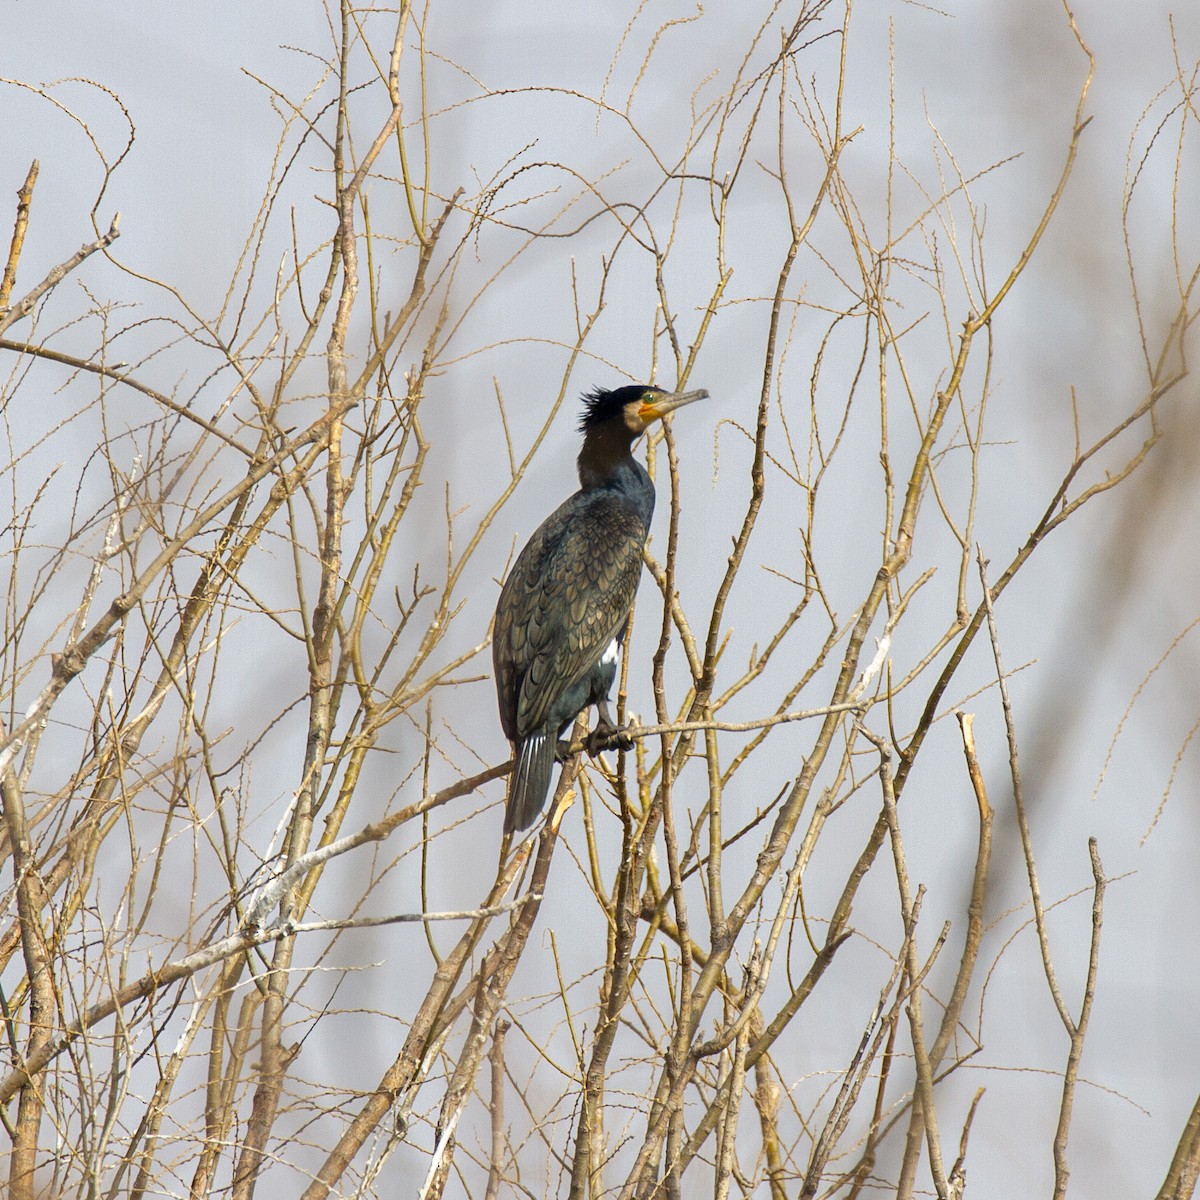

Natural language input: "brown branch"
[567,720,645,1199]
[484,1020,510,1200]
[948,1089,985,1198]
[0,212,120,336]
[0,160,38,312]
[930,713,993,1070]
[865,726,950,1200]
[1,754,51,1200]
[1051,839,1106,1200]
[559,702,863,758]
[0,337,256,456]
[423,828,558,1200]
[1157,1090,1200,1200]
[979,554,1073,1031]
[713,956,757,1200]
[750,1014,786,1200]
[893,710,993,1196]
[980,551,1107,1198]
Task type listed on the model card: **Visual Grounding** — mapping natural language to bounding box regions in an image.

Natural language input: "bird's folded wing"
[509,496,645,734]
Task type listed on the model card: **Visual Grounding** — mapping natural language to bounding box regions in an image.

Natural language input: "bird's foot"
[554,739,575,763]
[585,721,634,757]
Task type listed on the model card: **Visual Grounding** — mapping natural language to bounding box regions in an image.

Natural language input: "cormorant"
[493,383,709,833]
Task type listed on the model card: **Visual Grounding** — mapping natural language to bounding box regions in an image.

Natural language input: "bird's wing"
[493,492,646,737]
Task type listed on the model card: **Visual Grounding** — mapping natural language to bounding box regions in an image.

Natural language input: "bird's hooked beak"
[638,388,710,424]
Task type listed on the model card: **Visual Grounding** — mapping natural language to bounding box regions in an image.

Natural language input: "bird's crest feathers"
[579,385,662,433]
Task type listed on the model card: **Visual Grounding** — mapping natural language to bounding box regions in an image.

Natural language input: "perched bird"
[493,383,709,833]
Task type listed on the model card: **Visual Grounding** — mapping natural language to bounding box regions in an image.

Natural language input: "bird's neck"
[576,434,652,518]
[577,430,654,508]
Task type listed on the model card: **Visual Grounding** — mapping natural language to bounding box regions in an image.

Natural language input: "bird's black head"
[579,384,709,438]
[579,385,661,433]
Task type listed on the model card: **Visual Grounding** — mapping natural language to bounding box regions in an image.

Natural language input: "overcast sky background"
[5,1,1200,1195]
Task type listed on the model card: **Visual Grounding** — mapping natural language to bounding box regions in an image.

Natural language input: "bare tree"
[1,2,1197,1197]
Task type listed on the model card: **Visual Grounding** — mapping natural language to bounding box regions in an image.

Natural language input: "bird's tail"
[505,731,555,833]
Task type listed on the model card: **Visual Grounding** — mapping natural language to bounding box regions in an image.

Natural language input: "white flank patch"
[600,638,620,666]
